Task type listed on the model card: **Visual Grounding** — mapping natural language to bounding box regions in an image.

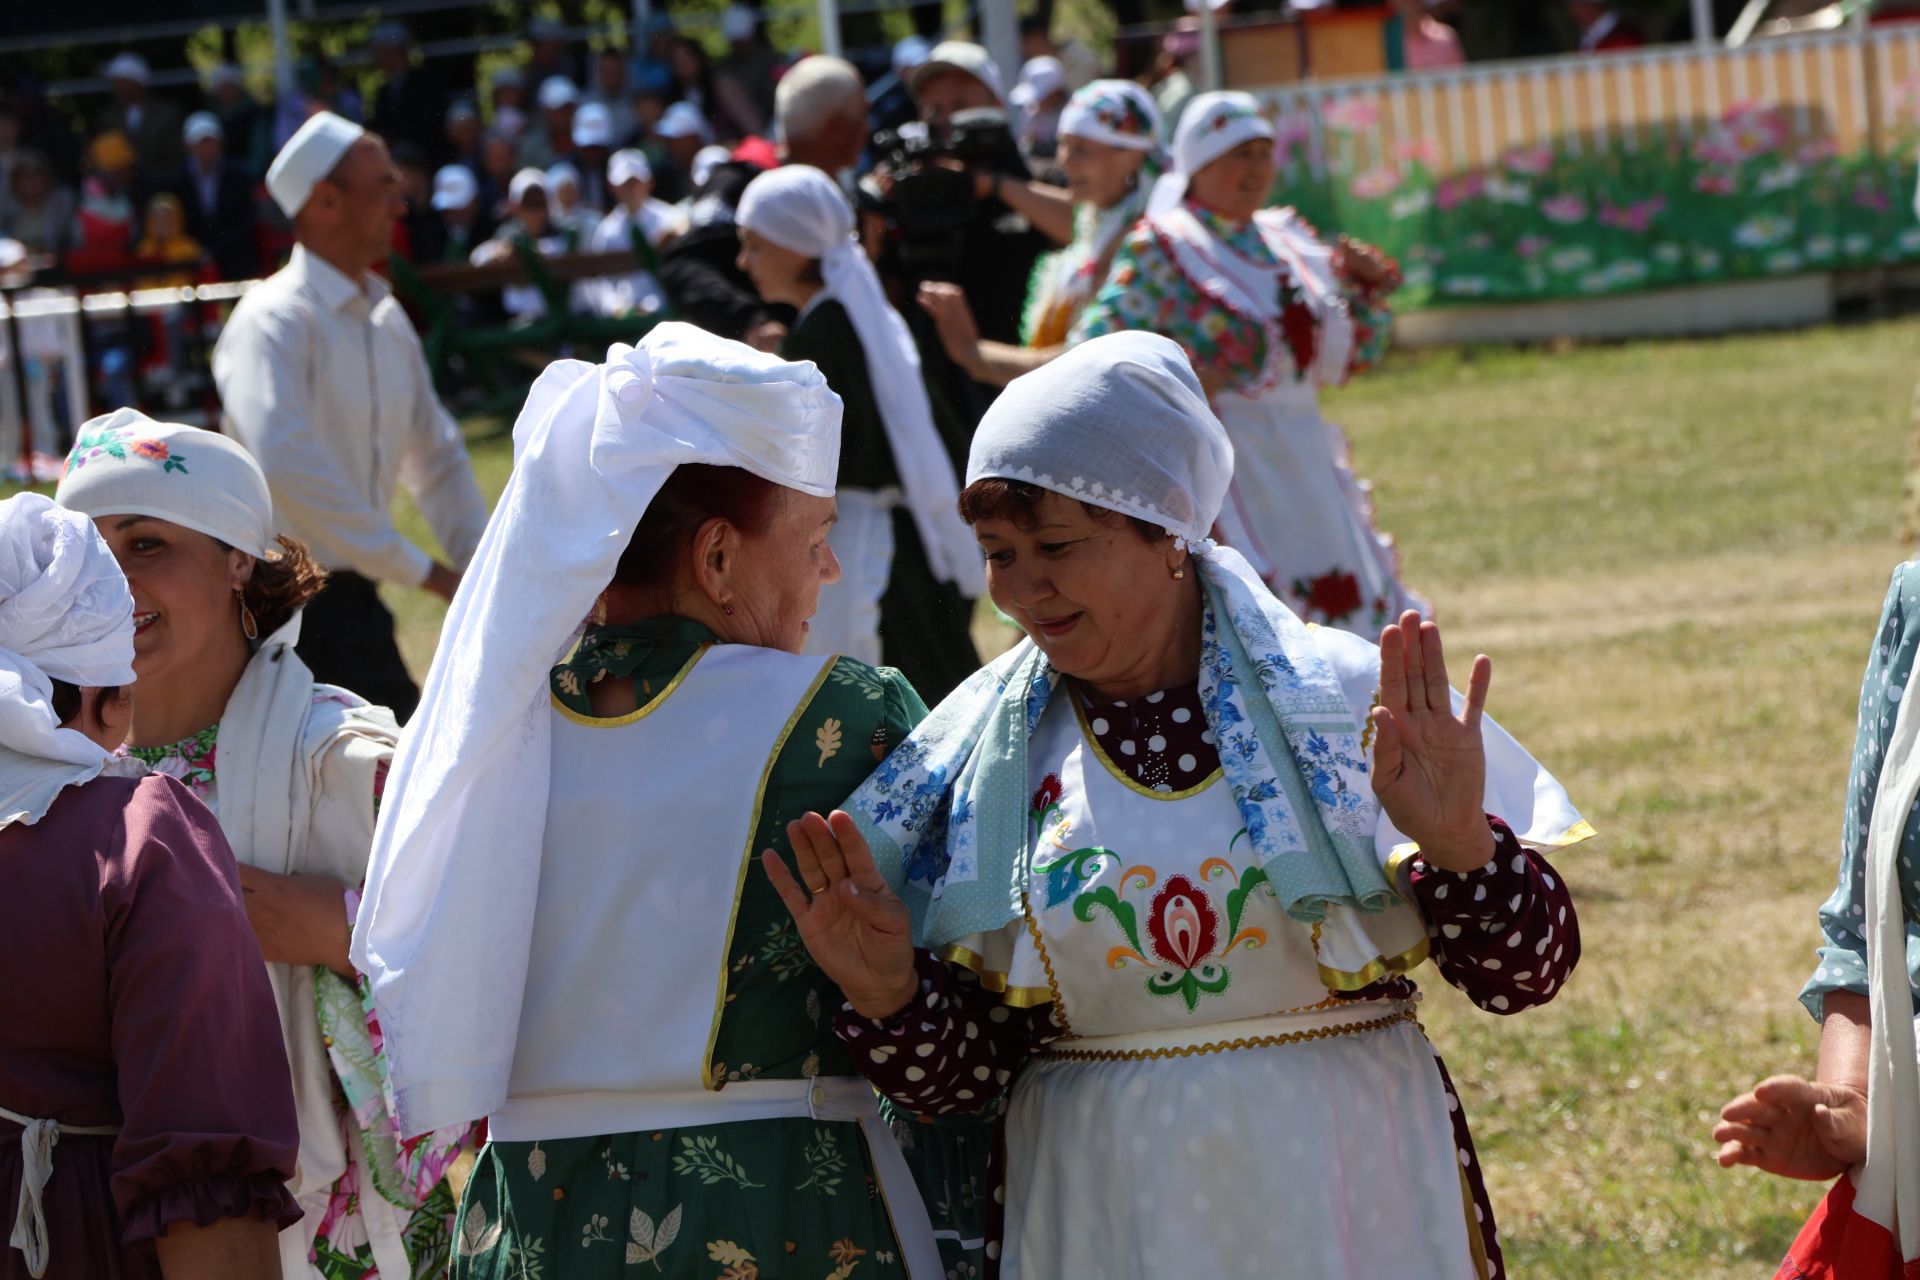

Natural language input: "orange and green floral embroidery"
[65,422,189,476]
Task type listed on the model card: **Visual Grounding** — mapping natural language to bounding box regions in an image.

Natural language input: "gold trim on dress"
[1309,919,1433,992]
[549,645,709,727]
[701,656,837,1089]
[1018,890,1075,1035]
[940,943,1056,1009]
[1037,1007,1417,1062]
[1457,1160,1493,1280]
[1069,693,1223,802]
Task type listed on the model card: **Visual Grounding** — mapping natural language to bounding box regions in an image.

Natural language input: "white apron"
[962,695,1480,1280]
[803,487,899,667]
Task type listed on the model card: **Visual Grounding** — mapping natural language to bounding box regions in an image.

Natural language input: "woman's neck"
[1075,580,1205,703]
[127,641,252,748]
[776,279,824,314]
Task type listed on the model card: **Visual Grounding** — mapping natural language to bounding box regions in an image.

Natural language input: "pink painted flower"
[1272,115,1314,151]
[1394,138,1443,167]
[1854,185,1892,212]
[1797,137,1840,165]
[1504,146,1555,177]
[1692,171,1736,195]
[1350,165,1402,200]
[1539,193,1588,225]
[1597,196,1666,233]
[1516,234,1551,259]
[1435,172,1485,211]
[1324,96,1381,133]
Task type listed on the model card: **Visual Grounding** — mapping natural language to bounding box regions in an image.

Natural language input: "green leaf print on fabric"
[625,1204,683,1269]
[460,1202,503,1257]
[759,920,808,982]
[671,1135,764,1189]
[582,1213,615,1246]
[826,662,887,702]
[796,1127,847,1196]
[506,1236,547,1279]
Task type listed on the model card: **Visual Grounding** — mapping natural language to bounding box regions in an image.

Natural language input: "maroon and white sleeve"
[834,948,1063,1116]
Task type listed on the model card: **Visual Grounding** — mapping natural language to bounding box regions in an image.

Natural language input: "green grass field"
[388,315,1920,1277]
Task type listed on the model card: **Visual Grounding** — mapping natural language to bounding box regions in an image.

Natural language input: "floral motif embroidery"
[64,423,189,476]
[1293,570,1365,624]
[1073,853,1274,1011]
[122,722,219,797]
[815,717,843,767]
[795,1126,846,1195]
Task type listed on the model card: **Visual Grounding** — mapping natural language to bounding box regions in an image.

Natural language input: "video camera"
[864,107,1026,283]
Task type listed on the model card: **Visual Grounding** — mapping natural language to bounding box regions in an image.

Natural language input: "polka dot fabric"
[1077,681,1218,792]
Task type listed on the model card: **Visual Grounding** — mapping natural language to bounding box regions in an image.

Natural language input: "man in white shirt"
[212,112,488,721]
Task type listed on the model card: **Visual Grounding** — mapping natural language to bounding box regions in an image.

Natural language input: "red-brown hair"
[957,477,1163,543]
[613,463,784,594]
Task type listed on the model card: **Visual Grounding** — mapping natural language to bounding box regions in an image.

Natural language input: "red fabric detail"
[733,136,779,171]
[1144,874,1219,971]
[1776,1176,1910,1280]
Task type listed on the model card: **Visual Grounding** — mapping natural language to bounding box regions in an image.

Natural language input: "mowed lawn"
[388,315,1920,1277]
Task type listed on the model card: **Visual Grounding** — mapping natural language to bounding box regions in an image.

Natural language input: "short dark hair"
[957,477,1163,543]
[613,464,784,594]
[49,678,119,731]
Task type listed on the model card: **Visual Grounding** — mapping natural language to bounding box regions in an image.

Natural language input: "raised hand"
[762,811,918,1020]
[1714,1075,1866,1181]
[916,282,985,376]
[1371,610,1496,873]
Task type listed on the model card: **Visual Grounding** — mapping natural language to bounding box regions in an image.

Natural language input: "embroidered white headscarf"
[1059,79,1164,153]
[351,324,844,1136]
[0,493,137,830]
[55,409,276,559]
[737,165,983,594]
[1148,89,1276,217]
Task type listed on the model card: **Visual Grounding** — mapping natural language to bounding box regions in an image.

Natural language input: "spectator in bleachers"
[472,168,581,320]
[586,47,636,143]
[1568,0,1647,51]
[718,5,781,137]
[206,64,271,179]
[430,164,496,263]
[0,150,75,258]
[625,85,669,151]
[519,76,579,171]
[545,160,599,234]
[1394,0,1467,69]
[587,148,679,316]
[1021,12,1100,89]
[391,142,440,261]
[71,131,139,271]
[570,102,616,210]
[480,128,517,217]
[528,18,586,93]
[874,37,930,133]
[0,105,23,209]
[167,111,258,280]
[445,98,484,174]
[369,22,447,164]
[1011,56,1069,165]
[668,36,758,142]
[488,65,529,139]
[133,192,202,287]
[629,12,679,98]
[95,53,184,185]
[651,100,712,203]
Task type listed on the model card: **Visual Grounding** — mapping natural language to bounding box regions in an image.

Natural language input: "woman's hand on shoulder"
[762,811,918,1020]
[1714,1074,1866,1181]
[1370,610,1496,873]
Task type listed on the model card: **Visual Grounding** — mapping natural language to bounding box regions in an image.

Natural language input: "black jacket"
[165,160,258,279]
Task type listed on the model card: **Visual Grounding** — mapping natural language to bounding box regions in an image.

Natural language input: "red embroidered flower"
[1297,570,1364,622]
[1031,773,1063,813]
[1278,294,1319,377]
[130,438,170,461]
[1145,874,1219,972]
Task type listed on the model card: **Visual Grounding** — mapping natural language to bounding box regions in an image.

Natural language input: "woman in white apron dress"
[1073,91,1425,636]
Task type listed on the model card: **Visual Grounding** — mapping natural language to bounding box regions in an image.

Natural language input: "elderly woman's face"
[975,491,1186,692]
[725,490,841,653]
[1187,137,1276,222]
[1057,133,1146,212]
[91,514,252,689]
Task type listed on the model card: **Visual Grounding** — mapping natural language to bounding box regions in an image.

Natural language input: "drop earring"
[238,591,259,642]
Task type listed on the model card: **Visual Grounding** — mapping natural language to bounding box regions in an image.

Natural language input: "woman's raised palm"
[1370,610,1495,873]
[763,811,918,1020]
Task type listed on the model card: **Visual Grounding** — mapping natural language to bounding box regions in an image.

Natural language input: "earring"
[722,601,736,616]
[1171,563,1186,580]
[237,591,259,642]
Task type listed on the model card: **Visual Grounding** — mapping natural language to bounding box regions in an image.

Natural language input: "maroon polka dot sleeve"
[833,950,1062,1116]
[1408,817,1580,1014]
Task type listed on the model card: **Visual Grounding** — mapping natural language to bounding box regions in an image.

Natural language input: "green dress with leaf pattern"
[453,616,981,1280]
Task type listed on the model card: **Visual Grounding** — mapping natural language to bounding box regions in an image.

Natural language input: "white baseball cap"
[1010,56,1065,109]
[431,164,479,210]
[722,5,758,42]
[266,110,366,217]
[538,76,580,111]
[508,166,548,204]
[572,102,614,147]
[690,144,732,191]
[608,148,653,187]
[104,52,150,85]
[545,160,581,191]
[909,41,1006,104]
[183,111,224,145]
[491,65,525,90]
[892,36,931,74]
[655,101,713,141]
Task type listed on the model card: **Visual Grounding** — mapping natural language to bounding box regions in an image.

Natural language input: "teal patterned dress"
[454,616,987,1280]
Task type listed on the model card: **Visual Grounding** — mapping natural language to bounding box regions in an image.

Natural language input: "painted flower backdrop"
[1269,94,1920,309]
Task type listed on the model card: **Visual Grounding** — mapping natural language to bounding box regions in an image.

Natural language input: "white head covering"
[351,324,845,1135]
[689,143,732,191]
[538,75,580,111]
[738,165,983,594]
[608,148,652,187]
[1059,79,1164,152]
[267,110,367,217]
[545,160,582,196]
[722,3,759,42]
[966,330,1231,548]
[1147,89,1275,217]
[54,409,276,559]
[508,166,547,204]
[892,35,932,75]
[431,164,479,211]
[1009,56,1066,110]
[910,41,1007,104]
[183,111,224,146]
[104,52,150,85]
[0,493,138,831]
[572,101,614,147]
[656,101,714,142]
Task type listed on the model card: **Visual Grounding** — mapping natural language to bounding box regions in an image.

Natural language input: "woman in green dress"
[349,323,945,1279]
[736,164,983,703]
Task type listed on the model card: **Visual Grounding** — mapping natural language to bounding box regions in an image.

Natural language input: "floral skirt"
[451,1119,912,1279]
[1776,1175,1920,1280]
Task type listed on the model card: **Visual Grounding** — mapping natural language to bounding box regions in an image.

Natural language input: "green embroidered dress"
[455,616,947,1280]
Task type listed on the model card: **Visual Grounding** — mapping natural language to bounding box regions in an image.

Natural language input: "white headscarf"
[1148,89,1276,217]
[351,324,845,1136]
[1058,79,1164,153]
[0,493,137,830]
[55,409,276,559]
[737,165,983,594]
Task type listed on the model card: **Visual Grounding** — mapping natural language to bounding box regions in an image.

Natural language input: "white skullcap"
[545,161,582,193]
[1009,56,1065,109]
[608,148,652,187]
[491,65,526,89]
[737,165,981,592]
[183,111,224,145]
[266,110,367,217]
[689,144,731,191]
[892,35,931,73]
[909,41,1006,104]
[351,323,843,1135]
[0,493,136,829]
[722,4,758,41]
[655,101,713,141]
[1059,79,1164,152]
[967,330,1233,548]
[104,52,150,85]
[508,166,548,204]
[538,75,580,110]
[56,410,276,560]
[572,101,614,147]
[431,164,479,210]
[1148,90,1275,216]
